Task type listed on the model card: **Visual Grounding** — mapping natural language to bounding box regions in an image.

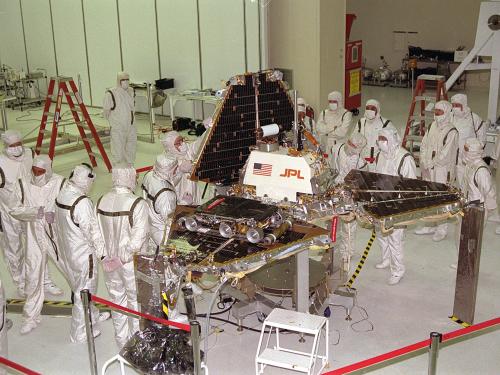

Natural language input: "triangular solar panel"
[191,70,294,184]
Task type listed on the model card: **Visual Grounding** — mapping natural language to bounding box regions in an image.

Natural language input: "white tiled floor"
[1,85,499,375]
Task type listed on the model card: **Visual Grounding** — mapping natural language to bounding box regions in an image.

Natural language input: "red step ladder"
[35,76,112,171]
[401,74,448,158]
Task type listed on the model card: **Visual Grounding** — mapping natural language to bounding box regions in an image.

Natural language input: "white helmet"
[153,154,178,182]
[112,167,136,191]
[70,163,95,194]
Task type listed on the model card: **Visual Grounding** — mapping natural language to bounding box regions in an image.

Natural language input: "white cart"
[255,308,329,375]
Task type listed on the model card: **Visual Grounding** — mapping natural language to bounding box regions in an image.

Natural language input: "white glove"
[182,193,193,205]
[45,212,55,224]
[101,256,123,273]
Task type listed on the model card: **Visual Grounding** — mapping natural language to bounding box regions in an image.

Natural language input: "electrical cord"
[350,303,374,333]
[329,291,374,333]
[190,298,291,335]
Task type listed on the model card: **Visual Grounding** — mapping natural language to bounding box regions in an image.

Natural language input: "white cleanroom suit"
[375,127,417,285]
[103,72,136,167]
[0,130,33,296]
[10,155,65,334]
[331,132,368,270]
[416,100,459,242]
[356,99,396,171]
[316,91,353,155]
[141,154,178,248]
[451,138,498,267]
[97,167,149,348]
[55,164,110,343]
[297,97,316,134]
[461,138,497,213]
[451,93,487,188]
[160,131,205,205]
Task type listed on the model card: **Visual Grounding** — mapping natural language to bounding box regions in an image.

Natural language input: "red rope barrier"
[325,339,430,375]
[91,295,191,332]
[136,165,153,174]
[442,317,500,341]
[324,316,500,374]
[0,356,42,375]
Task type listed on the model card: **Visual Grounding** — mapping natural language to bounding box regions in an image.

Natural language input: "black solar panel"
[191,70,294,184]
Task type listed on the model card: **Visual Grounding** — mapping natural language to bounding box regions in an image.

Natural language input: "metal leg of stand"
[183,285,203,375]
[146,83,155,143]
[81,289,98,375]
[191,321,202,375]
[296,249,309,343]
[296,249,309,314]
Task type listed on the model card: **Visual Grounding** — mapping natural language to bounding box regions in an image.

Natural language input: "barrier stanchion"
[428,332,442,375]
[0,356,42,375]
[190,321,202,375]
[183,285,203,375]
[81,289,98,375]
[324,316,499,374]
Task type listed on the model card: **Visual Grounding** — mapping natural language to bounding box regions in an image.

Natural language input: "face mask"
[463,150,479,164]
[365,110,376,120]
[6,146,24,158]
[434,114,446,125]
[463,148,481,164]
[32,174,46,187]
[329,103,338,111]
[377,140,389,153]
[120,80,129,90]
[452,107,465,118]
[80,179,93,194]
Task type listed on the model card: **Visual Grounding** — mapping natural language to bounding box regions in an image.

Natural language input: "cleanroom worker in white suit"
[97,167,149,348]
[103,72,136,167]
[55,164,110,343]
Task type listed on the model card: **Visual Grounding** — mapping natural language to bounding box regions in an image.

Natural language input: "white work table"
[168,90,220,121]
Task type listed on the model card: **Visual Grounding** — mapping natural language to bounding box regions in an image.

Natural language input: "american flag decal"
[253,163,272,176]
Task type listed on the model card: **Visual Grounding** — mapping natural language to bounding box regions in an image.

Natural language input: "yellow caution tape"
[161,292,169,318]
[344,230,376,288]
[7,299,108,309]
[449,315,471,328]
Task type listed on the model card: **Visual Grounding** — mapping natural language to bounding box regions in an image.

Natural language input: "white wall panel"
[0,0,28,71]
[83,0,121,106]
[118,0,159,112]
[118,0,159,82]
[7,0,262,115]
[199,0,246,89]
[51,0,91,103]
[21,0,56,95]
[157,0,201,117]
[245,0,261,72]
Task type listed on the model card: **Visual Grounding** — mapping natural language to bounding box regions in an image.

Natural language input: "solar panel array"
[344,170,462,218]
[191,70,294,184]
